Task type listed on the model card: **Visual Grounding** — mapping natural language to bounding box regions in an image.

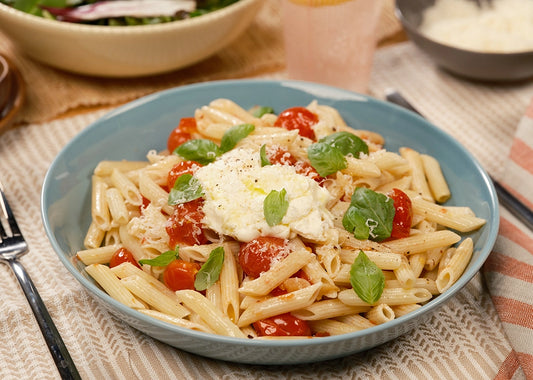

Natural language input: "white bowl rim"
[0,0,260,34]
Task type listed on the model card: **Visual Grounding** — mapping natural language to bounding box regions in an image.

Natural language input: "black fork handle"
[8,259,81,380]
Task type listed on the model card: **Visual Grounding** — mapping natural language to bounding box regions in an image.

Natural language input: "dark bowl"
[395,0,533,82]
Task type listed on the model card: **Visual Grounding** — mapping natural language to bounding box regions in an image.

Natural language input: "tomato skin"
[239,236,289,278]
[166,198,208,247]
[274,107,318,140]
[267,146,324,184]
[253,313,311,337]
[163,259,201,291]
[109,247,141,269]
[167,160,202,188]
[167,117,197,153]
[388,188,413,239]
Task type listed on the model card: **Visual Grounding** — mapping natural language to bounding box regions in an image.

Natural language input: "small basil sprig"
[307,142,347,177]
[174,139,220,165]
[319,131,368,157]
[174,124,255,164]
[264,188,289,226]
[194,246,225,291]
[342,187,394,241]
[350,250,385,304]
[220,124,255,153]
[168,173,204,206]
[139,248,178,267]
[260,144,271,166]
[307,131,369,177]
[249,105,274,118]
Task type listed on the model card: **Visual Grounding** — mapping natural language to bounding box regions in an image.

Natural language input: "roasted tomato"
[163,259,201,291]
[274,107,318,140]
[253,313,311,337]
[388,188,413,239]
[167,160,202,188]
[166,198,208,247]
[167,117,197,153]
[267,146,323,184]
[109,247,141,269]
[239,236,289,278]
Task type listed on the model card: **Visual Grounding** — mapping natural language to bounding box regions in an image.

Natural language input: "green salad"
[0,0,241,25]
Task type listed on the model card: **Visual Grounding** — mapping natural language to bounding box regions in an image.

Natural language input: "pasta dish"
[76,99,485,339]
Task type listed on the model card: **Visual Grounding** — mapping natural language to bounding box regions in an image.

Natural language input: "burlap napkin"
[0,0,400,127]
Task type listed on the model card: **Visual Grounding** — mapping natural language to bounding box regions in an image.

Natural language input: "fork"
[0,180,81,380]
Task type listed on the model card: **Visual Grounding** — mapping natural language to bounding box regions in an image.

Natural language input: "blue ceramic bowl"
[41,80,499,365]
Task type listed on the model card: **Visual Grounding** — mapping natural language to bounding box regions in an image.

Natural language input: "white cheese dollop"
[194,148,335,243]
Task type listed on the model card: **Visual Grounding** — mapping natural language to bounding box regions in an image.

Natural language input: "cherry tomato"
[163,259,201,291]
[166,198,208,247]
[253,313,311,337]
[167,160,202,188]
[167,117,197,153]
[388,188,413,239]
[267,146,324,184]
[109,247,141,269]
[141,196,151,210]
[239,236,289,278]
[274,107,318,140]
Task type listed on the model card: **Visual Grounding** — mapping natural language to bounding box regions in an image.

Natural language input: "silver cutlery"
[0,180,81,380]
[385,89,533,232]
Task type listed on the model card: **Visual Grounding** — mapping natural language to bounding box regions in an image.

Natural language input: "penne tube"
[83,221,106,249]
[238,283,322,327]
[383,230,461,255]
[138,309,214,334]
[91,175,111,231]
[175,290,246,338]
[420,154,451,203]
[409,253,426,278]
[339,249,403,270]
[292,299,370,320]
[308,319,361,336]
[436,238,474,292]
[391,304,422,318]
[393,256,416,289]
[342,156,381,178]
[85,264,146,309]
[385,278,440,295]
[76,244,120,265]
[365,304,395,325]
[138,173,174,215]
[110,168,143,206]
[94,160,148,176]
[399,147,433,201]
[335,314,376,330]
[105,187,129,225]
[220,243,241,323]
[338,287,432,306]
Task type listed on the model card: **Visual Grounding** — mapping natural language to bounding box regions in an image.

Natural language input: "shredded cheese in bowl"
[419,0,533,53]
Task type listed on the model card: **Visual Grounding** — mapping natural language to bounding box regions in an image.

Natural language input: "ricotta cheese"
[194,148,335,243]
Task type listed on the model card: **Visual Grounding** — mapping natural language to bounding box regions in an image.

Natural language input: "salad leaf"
[350,250,385,304]
[264,188,289,227]
[194,246,225,291]
[318,131,369,157]
[174,139,221,165]
[139,248,178,267]
[260,144,271,166]
[307,142,347,177]
[220,124,255,153]
[168,173,203,206]
[342,187,394,241]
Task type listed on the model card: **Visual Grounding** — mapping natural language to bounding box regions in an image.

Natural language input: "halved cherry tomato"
[388,188,413,239]
[167,160,202,188]
[274,107,318,140]
[239,236,289,278]
[167,117,197,153]
[253,313,311,337]
[166,198,208,247]
[163,259,201,291]
[267,146,324,184]
[109,247,141,269]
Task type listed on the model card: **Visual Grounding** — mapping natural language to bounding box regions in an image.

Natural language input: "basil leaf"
[342,187,394,241]
[168,173,203,206]
[174,139,221,165]
[260,144,271,166]
[307,142,347,177]
[220,124,255,153]
[264,188,289,227]
[249,105,274,118]
[194,246,225,291]
[319,131,369,157]
[139,249,178,267]
[350,250,385,305]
